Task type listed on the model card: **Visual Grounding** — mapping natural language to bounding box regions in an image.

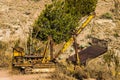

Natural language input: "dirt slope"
[0,0,51,49]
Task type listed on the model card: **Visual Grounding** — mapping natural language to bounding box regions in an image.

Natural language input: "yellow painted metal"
[42,41,51,63]
[60,14,94,54]
[13,50,25,57]
[61,38,73,53]
[76,15,94,34]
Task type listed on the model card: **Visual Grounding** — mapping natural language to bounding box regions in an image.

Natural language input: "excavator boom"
[54,14,94,59]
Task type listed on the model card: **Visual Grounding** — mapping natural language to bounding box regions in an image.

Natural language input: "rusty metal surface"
[24,55,43,58]
[79,45,107,64]
[13,47,24,53]
[68,45,107,65]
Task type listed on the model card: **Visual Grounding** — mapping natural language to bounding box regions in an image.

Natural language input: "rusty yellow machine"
[12,14,95,74]
[12,46,55,74]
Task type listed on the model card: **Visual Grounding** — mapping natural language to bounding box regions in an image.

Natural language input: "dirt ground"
[0,68,52,80]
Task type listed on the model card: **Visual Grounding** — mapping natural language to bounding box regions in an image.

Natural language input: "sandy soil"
[95,0,114,16]
[0,69,52,80]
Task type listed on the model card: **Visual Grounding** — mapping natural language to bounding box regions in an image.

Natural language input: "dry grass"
[51,63,76,80]
[0,54,11,67]
[0,51,12,68]
[84,50,120,80]
[0,41,12,68]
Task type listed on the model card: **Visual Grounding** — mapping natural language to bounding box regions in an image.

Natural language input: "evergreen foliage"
[32,0,97,43]
[65,0,97,17]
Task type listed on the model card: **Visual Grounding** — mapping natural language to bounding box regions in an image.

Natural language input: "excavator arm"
[53,14,95,60]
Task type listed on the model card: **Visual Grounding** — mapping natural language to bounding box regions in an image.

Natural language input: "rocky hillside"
[0,0,51,52]
[0,0,119,59]
[0,0,119,51]
[0,0,120,80]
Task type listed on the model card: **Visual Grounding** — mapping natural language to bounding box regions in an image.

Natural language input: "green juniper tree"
[32,0,97,43]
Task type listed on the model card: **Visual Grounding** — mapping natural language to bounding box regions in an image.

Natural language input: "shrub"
[103,50,120,78]
[113,33,119,38]
[101,12,113,19]
[0,41,11,68]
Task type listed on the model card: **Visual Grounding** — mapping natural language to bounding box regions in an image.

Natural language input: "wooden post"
[73,34,80,65]
[50,37,54,60]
